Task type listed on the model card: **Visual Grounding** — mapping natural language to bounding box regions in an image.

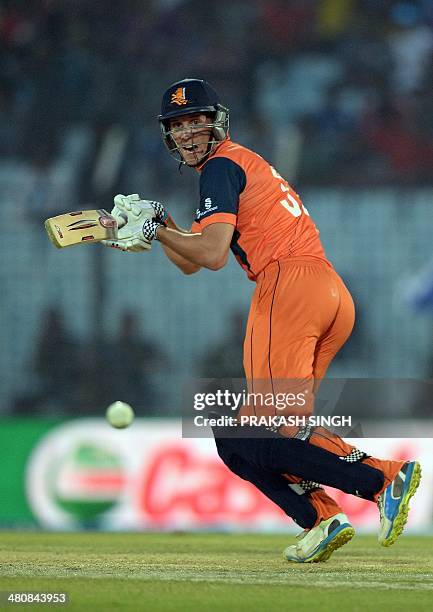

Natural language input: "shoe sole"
[381,461,422,548]
[310,525,355,562]
[284,524,355,563]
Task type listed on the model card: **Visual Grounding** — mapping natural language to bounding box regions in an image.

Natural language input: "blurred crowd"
[1,0,433,198]
[1,1,433,418]
[13,307,169,416]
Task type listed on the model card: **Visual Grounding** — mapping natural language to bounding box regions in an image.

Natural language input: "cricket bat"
[44,209,118,248]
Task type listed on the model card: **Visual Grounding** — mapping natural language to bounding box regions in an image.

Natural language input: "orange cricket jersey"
[191,139,330,281]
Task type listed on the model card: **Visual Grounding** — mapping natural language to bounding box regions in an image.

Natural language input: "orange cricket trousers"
[242,257,403,524]
[244,257,354,385]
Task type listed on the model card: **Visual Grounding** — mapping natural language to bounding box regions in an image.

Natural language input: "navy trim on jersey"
[231,229,252,273]
[196,157,246,222]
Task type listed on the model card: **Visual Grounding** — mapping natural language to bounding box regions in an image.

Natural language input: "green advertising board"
[0,418,62,525]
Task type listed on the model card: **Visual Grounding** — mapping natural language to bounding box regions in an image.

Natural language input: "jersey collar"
[194,136,231,173]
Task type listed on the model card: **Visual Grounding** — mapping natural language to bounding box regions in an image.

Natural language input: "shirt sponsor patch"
[195,204,219,220]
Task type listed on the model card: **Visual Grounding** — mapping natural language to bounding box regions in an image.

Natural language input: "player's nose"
[179,131,194,144]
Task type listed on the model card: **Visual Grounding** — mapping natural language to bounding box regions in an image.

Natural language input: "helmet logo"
[171,87,188,106]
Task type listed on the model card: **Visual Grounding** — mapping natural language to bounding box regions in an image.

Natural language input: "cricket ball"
[106,401,135,429]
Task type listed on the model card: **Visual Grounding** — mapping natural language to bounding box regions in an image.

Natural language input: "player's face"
[168,114,213,166]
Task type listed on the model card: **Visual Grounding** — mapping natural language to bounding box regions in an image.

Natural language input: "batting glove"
[111,194,168,226]
[142,218,165,242]
[102,234,152,252]
[103,217,164,251]
[102,194,168,252]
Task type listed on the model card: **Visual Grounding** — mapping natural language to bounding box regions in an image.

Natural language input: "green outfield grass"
[0,532,432,611]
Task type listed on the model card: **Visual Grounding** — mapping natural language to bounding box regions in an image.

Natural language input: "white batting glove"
[102,194,167,252]
[102,236,152,252]
[102,214,152,252]
[112,194,168,226]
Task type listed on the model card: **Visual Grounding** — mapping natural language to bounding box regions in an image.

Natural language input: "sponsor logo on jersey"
[171,87,188,106]
[196,204,219,220]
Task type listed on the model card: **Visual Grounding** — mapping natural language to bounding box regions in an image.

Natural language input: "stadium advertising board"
[19,419,432,532]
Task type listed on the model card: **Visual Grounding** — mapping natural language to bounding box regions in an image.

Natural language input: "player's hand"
[102,215,153,252]
[111,194,168,228]
[102,217,163,251]
[102,194,168,252]
[104,217,165,252]
[104,217,164,250]
[102,235,152,252]
[102,216,164,251]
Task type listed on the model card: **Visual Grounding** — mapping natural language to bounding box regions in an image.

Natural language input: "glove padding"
[112,194,168,225]
[102,194,167,252]
[102,235,152,252]
[102,217,152,252]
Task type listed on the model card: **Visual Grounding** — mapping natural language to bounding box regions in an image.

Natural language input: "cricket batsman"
[104,79,421,563]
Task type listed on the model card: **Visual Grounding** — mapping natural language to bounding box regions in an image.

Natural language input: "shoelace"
[377,494,385,526]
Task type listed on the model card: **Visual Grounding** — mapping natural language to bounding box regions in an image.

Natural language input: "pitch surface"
[1,532,432,611]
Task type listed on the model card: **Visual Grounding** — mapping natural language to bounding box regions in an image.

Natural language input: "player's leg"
[240,262,417,552]
[242,260,347,526]
[286,267,421,543]
[281,474,341,520]
[214,435,318,528]
[279,471,355,561]
[229,433,383,497]
[307,269,412,506]
[243,260,321,394]
[254,434,421,549]
[220,431,419,545]
[248,261,413,498]
[215,434,355,563]
[312,273,422,546]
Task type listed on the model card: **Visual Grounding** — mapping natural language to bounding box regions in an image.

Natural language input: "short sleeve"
[195,157,246,229]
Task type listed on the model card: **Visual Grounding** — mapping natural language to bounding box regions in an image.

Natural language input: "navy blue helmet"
[158,78,229,165]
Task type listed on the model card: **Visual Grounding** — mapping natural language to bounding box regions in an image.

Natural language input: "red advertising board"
[26,420,432,531]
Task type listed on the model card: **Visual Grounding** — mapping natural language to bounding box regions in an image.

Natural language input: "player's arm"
[154,156,243,270]
[156,222,234,271]
[160,216,202,275]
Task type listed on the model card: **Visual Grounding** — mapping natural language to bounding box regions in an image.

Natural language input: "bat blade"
[44,209,118,248]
